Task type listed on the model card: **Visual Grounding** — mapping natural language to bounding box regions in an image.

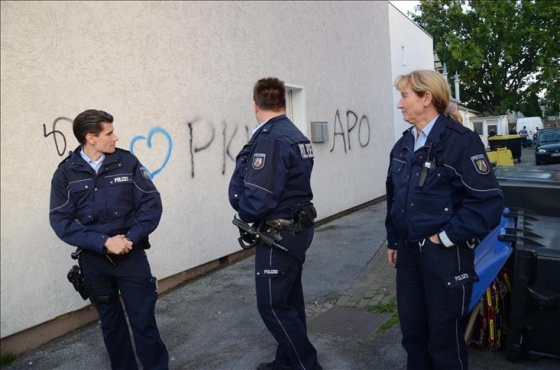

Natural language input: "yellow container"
[488,135,522,141]
[486,148,514,167]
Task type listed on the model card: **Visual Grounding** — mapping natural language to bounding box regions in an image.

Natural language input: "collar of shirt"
[412,115,438,151]
[252,119,270,136]
[79,148,105,173]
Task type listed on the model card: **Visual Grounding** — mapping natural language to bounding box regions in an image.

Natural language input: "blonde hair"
[394,69,462,124]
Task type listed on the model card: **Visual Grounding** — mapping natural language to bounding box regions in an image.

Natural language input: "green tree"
[412,0,560,116]
[541,70,560,117]
[522,92,543,117]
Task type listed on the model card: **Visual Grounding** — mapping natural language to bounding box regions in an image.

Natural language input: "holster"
[296,204,317,228]
[67,265,89,300]
[266,204,317,235]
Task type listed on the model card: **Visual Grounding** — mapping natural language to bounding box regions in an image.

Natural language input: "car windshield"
[539,130,560,143]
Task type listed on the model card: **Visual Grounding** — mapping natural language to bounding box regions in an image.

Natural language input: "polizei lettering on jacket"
[113,176,131,183]
[298,143,314,159]
[454,273,469,282]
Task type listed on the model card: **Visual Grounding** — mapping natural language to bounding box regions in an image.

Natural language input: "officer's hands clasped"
[104,235,133,255]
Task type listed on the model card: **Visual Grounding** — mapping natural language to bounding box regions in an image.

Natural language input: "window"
[285,83,308,136]
[473,122,483,135]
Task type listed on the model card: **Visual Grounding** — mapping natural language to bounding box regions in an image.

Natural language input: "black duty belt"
[266,219,306,234]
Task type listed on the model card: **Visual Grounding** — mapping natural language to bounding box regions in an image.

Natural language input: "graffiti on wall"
[42,117,73,157]
[41,116,251,179]
[330,109,371,153]
[42,109,369,178]
[183,118,251,178]
[129,127,173,179]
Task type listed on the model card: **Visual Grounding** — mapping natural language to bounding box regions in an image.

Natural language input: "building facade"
[1,1,433,352]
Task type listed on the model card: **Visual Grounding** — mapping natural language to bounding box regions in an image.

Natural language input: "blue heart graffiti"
[130,127,172,179]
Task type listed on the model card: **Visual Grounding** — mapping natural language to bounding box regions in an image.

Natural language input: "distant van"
[516,116,544,133]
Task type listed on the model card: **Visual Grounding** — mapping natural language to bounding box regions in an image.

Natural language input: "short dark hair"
[73,109,114,144]
[253,77,286,111]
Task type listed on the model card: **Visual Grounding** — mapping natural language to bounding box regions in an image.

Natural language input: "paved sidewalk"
[336,241,395,309]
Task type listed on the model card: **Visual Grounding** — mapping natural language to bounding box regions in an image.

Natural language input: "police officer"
[49,109,169,370]
[229,78,322,370]
[385,70,504,370]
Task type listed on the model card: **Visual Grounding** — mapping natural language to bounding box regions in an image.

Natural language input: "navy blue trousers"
[396,238,475,370]
[81,248,169,370]
[254,227,318,370]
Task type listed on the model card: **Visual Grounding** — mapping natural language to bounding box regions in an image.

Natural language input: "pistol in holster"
[67,249,89,300]
[67,264,89,300]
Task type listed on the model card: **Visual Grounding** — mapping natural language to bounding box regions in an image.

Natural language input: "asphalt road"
[516,145,560,170]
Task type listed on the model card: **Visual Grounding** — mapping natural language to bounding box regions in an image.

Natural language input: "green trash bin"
[488,135,522,162]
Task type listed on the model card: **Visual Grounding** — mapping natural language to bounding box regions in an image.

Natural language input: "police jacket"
[50,147,162,253]
[385,114,504,249]
[228,115,314,223]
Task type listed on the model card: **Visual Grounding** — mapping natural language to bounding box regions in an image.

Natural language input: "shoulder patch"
[470,154,490,174]
[252,153,266,170]
[139,166,152,179]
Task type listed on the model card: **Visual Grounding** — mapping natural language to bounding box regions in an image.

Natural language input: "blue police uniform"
[229,115,319,370]
[385,114,504,370]
[50,147,168,370]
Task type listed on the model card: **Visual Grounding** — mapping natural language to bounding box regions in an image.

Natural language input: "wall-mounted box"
[311,121,328,143]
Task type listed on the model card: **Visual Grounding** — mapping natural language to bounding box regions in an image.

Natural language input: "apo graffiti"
[330,109,371,153]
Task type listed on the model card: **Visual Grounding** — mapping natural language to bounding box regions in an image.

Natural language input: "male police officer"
[229,78,322,370]
[49,109,169,370]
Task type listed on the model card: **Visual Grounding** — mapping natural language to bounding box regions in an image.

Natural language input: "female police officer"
[49,109,168,370]
[385,70,504,370]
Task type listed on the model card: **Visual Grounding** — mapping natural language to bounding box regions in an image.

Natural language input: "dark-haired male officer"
[229,78,322,370]
[50,109,168,370]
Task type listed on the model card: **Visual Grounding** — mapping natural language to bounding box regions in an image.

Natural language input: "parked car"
[535,127,560,165]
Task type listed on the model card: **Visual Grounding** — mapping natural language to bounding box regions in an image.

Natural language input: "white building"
[0,1,433,353]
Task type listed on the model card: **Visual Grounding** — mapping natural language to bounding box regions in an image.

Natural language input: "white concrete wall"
[388,3,435,142]
[1,1,431,338]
